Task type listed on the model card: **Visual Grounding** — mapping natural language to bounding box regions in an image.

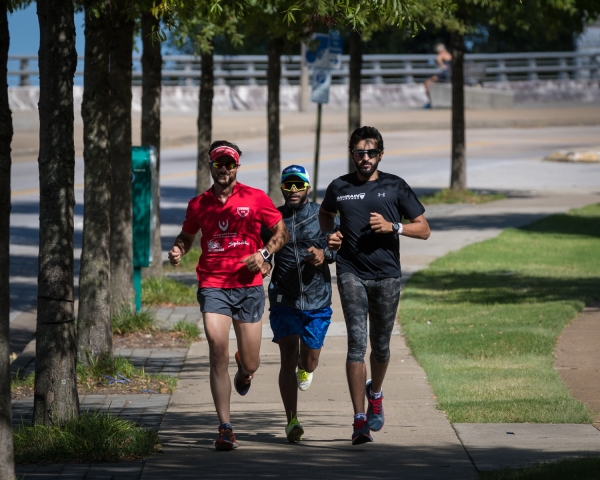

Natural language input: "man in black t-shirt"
[319,126,430,445]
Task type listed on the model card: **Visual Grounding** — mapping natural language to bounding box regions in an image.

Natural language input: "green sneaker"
[285,416,304,443]
[296,368,313,391]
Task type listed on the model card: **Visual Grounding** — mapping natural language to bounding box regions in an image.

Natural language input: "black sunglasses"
[210,161,238,170]
[281,181,309,192]
[352,149,381,159]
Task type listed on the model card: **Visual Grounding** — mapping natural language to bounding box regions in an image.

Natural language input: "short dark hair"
[208,140,242,158]
[348,126,384,153]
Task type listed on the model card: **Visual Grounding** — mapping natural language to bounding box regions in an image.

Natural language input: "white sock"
[354,413,367,421]
[370,389,383,400]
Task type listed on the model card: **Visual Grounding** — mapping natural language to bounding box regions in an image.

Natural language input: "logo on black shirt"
[337,193,365,201]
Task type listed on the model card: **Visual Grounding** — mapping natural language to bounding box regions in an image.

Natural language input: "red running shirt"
[181,182,282,288]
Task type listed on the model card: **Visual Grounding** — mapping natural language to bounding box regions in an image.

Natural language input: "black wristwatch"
[323,247,333,261]
[259,248,271,261]
[392,222,401,234]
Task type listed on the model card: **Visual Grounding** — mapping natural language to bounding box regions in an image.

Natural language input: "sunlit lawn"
[401,204,600,423]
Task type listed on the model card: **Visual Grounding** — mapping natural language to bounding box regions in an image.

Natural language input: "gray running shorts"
[197,286,265,323]
[337,272,401,364]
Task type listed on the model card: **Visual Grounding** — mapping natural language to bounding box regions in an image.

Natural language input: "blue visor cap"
[281,164,311,185]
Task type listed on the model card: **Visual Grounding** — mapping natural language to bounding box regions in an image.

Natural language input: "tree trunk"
[450,31,466,191]
[77,0,111,364]
[0,2,15,476]
[348,30,362,173]
[34,0,79,426]
[267,37,284,205]
[109,6,135,314]
[141,12,163,278]
[196,48,213,197]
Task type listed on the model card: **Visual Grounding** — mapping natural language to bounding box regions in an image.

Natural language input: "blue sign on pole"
[305,33,330,69]
[306,30,343,105]
[305,31,343,70]
[311,68,332,104]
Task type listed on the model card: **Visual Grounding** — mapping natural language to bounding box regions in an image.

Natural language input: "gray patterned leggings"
[337,272,401,364]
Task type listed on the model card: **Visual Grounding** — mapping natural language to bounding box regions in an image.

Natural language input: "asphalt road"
[9,124,600,320]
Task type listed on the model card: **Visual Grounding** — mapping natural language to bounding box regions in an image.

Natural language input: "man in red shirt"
[168,140,289,451]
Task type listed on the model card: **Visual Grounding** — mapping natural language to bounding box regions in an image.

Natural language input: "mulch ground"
[11,377,174,402]
[112,329,192,350]
[11,331,191,401]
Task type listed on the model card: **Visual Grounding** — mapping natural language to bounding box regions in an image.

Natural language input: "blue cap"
[281,165,310,184]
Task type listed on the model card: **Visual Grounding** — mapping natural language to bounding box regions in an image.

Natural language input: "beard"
[212,170,236,187]
[354,157,380,179]
[286,198,304,209]
[285,193,308,210]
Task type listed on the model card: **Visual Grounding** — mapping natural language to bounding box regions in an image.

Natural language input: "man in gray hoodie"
[262,164,338,443]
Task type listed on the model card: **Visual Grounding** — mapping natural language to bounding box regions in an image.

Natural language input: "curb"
[545,148,600,163]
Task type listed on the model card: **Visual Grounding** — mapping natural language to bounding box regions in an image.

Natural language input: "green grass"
[77,355,144,382]
[163,246,202,273]
[419,189,505,205]
[76,355,177,392]
[141,276,197,306]
[479,457,600,479]
[401,203,600,423]
[13,412,160,464]
[171,319,202,343]
[11,370,35,389]
[112,308,156,334]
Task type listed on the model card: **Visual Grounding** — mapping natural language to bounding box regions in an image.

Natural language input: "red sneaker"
[215,424,239,451]
[366,379,385,431]
[352,418,373,445]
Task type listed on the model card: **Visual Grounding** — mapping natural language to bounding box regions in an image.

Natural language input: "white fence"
[8,50,600,86]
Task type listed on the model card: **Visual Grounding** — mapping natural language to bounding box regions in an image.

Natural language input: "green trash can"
[131,146,158,311]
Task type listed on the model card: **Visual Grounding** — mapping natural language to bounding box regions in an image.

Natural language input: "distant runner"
[261,165,338,443]
[319,126,430,445]
[424,43,453,108]
[168,140,289,451]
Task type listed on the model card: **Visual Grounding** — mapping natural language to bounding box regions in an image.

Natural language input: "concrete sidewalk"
[139,189,600,479]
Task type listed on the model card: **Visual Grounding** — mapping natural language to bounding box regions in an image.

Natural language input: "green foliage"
[171,320,202,343]
[13,412,159,464]
[418,0,600,37]
[11,370,35,390]
[401,204,600,423]
[141,277,198,306]
[479,457,600,480]
[76,355,141,382]
[419,189,504,205]
[281,0,432,32]
[112,309,156,335]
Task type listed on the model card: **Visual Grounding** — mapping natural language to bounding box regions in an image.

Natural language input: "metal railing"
[8,50,600,87]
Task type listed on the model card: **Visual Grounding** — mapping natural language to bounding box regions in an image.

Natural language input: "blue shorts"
[269,306,332,350]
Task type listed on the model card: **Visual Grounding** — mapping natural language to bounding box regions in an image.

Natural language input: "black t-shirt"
[321,171,425,279]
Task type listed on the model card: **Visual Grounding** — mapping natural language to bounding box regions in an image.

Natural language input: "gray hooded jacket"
[262,201,338,311]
